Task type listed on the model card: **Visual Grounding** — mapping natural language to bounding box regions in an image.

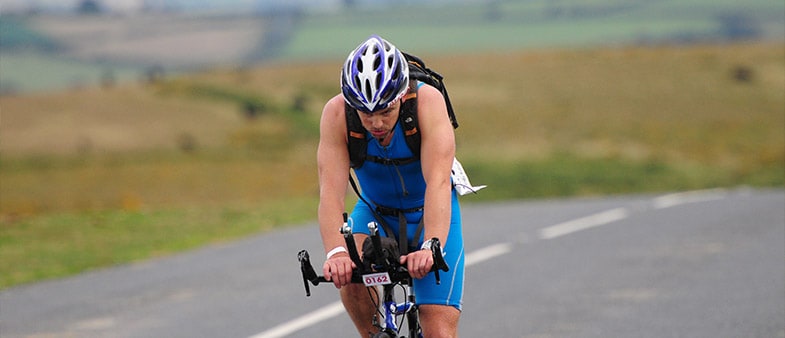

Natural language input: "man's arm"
[317,95,355,287]
[402,84,456,279]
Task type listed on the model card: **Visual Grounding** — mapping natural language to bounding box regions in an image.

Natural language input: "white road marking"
[653,188,728,209]
[71,316,117,330]
[465,243,513,266]
[248,302,345,338]
[538,208,629,240]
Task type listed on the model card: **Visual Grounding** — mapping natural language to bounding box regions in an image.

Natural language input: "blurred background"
[1,0,783,288]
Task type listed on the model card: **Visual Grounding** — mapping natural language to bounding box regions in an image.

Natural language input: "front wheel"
[370,332,394,338]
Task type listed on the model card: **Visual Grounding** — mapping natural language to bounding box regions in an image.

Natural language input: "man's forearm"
[318,197,347,254]
[422,180,452,244]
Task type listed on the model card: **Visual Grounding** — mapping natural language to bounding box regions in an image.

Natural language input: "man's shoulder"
[326,94,347,110]
[319,95,352,138]
[413,84,449,126]
[323,94,349,120]
[414,83,443,100]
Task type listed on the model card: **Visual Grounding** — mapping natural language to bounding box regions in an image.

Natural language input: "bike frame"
[374,279,421,337]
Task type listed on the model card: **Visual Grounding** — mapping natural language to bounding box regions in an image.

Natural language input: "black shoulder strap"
[403,52,459,129]
[345,104,368,169]
[399,87,421,159]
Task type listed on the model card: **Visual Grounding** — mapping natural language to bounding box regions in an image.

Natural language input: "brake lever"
[431,239,449,272]
[300,214,367,298]
[429,238,449,285]
[298,250,315,296]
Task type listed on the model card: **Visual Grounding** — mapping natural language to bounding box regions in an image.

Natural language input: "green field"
[280,0,784,60]
[0,52,142,93]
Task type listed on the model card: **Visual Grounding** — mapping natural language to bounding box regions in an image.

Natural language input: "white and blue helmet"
[341,35,409,113]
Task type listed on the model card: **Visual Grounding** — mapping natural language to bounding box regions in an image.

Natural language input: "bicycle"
[298,213,449,338]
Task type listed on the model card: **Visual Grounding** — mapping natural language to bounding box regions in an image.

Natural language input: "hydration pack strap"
[398,211,408,255]
[385,210,426,255]
[348,175,426,255]
[365,155,417,166]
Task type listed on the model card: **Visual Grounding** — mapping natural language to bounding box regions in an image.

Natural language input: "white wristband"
[420,239,435,251]
[326,246,348,260]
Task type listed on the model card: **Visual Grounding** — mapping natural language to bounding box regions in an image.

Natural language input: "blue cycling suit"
[348,92,465,310]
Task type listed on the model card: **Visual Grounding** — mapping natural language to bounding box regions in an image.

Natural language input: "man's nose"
[371,116,384,128]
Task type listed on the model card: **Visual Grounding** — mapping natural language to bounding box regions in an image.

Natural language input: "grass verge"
[0,197,318,289]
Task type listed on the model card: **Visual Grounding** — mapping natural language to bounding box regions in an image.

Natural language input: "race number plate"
[362,272,391,286]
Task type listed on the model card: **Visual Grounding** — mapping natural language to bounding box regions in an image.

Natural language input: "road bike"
[298,214,449,338]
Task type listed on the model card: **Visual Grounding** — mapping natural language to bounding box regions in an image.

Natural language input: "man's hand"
[400,250,434,279]
[323,253,355,288]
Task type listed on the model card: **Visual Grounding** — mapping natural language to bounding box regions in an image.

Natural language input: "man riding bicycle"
[316,35,465,337]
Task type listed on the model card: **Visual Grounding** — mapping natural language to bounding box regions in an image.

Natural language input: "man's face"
[358,100,401,142]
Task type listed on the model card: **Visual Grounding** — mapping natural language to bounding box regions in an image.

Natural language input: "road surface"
[1,188,783,337]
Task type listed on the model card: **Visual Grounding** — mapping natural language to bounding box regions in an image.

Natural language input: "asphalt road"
[1,188,783,338]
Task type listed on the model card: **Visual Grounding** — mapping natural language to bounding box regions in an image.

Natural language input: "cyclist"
[317,35,465,337]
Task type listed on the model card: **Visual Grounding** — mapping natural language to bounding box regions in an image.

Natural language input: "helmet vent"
[391,63,400,80]
[353,76,362,92]
[364,80,372,102]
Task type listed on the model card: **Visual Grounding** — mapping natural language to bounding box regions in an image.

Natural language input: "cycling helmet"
[341,35,409,113]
